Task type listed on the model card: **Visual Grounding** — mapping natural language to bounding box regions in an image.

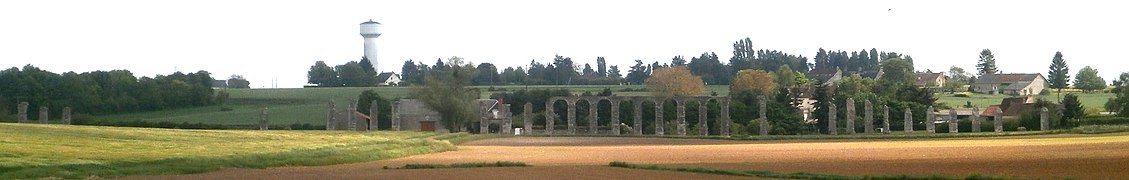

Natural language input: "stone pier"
[828,103,838,135]
[846,98,855,134]
[567,100,577,135]
[925,106,935,133]
[523,102,533,135]
[864,100,874,134]
[588,98,598,135]
[676,98,687,136]
[758,95,769,136]
[62,107,72,125]
[391,101,401,131]
[17,102,28,123]
[545,100,556,135]
[971,107,981,132]
[904,108,913,132]
[633,99,643,135]
[698,98,708,136]
[369,100,379,131]
[502,104,513,134]
[348,100,357,131]
[39,106,48,124]
[1040,107,1049,131]
[948,109,958,133]
[882,105,890,133]
[326,100,336,130]
[610,99,621,135]
[259,108,269,130]
[654,100,664,135]
[994,108,1003,132]
[720,99,731,137]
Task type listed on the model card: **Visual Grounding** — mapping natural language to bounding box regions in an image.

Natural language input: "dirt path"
[126,133,1129,179]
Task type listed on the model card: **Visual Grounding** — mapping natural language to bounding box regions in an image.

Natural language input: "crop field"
[136,133,1129,179]
[0,123,463,179]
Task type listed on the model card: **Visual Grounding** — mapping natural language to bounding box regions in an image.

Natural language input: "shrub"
[953,93,970,97]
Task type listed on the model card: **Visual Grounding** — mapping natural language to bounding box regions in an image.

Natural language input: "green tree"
[358,56,376,75]
[1112,72,1129,87]
[1073,66,1107,93]
[226,74,250,88]
[336,61,373,87]
[1061,93,1083,126]
[775,65,796,88]
[976,49,999,76]
[944,66,973,94]
[473,63,499,85]
[596,57,608,77]
[1108,79,1129,116]
[307,61,338,87]
[356,90,392,130]
[1047,51,1070,100]
[215,90,230,111]
[411,56,479,132]
[625,60,650,85]
[877,58,915,94]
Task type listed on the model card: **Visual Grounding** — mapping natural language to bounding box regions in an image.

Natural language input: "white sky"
[2,0,1126,88]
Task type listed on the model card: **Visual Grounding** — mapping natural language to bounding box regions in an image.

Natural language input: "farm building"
[916,71,945,88]
[809,68,843,86]
[376,72,401,86]
[972,74,1047,96]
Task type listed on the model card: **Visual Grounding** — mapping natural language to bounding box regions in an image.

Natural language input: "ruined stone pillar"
[904,108,913,132]
[846,98,855,134]
[503,104,512,134]
[391,101,401,131]
[479,116,488,134]
[994,107,1003,132]
[864,100,874,134]
[655,100,665,135]
[62,107,72,125]
[1040,107,1049,131]
[17,102,28,123]
[567,100,577,135]
[948,109,958,133]
[698,99,708,136]
[828,103,838,135]
[882,105,891,133]
[588,99,598,135]
[676,98,687,136]
[259,108,269,130]
[719,99,731,136]
[348,100,357,131]
[524,102,533,135]
[971,107,981,132]
[545,101,555,135]
[39,106,48,124]
[610,99,621,135]
[369,100,379,131]
[327,100,336,130]
[633,99,643,135]
[758,95,769,136]
[925,106,935,133]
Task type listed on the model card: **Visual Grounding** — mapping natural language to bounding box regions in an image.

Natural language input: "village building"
[972,73,1047,96]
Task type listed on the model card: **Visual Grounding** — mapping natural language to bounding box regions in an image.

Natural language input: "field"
[134,133,1129,179]
[0,123,464,179]
[93,85,1114,127]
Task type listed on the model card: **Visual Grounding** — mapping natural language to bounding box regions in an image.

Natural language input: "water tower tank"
[360,19,382,71]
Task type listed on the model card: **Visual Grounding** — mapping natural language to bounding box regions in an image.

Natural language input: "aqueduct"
[523,95,733,136]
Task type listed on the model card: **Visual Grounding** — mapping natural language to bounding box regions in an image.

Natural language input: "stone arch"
[545,97,572,135]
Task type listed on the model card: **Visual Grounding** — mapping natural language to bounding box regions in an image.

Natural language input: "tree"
[671,56,687,66]
[356,89,391,130]
[944,66,972,94]
[625,60,650,85]
[227,74,250,88]
[582,63,595,77]
[358,56,376,75]
[976,49,999,76]
[1061,93,1084,125]
[730,69,777,96]
[1108,78,1129,116]
[730,38,755,71]
[1047,51,1070,99]
[1112,72,1129,87]
[410,56,479,132]
[775,65,796,88]
[473,63,499,85]
[645,66,705,97]
[1074,66,1107,93]
[596,57,608,77]
[877,58,915,94]
[215,90,230,111]
[336,61,373,87]
[307,61,338,87]
[400,60,418,86]
[608,65,622,79]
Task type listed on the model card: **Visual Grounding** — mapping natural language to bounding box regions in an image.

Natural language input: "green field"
[936,92,1113,111]
[94,85,731,127]
[0,123,465,179]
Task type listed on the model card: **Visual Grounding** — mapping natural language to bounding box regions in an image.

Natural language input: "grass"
[92,85,729,127]
[608,161,1010,180]
[0,123,468,179]
[936,91,1113,111]
[382,161,530,169]
[1070,125,1129,134]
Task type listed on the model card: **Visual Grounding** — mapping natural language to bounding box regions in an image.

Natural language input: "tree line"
[0,65,216,120]
[307,57,383,87]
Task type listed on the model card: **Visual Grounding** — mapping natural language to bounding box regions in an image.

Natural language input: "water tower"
[359,19,382,71]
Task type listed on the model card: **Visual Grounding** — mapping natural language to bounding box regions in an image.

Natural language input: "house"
[376,72,401,86]
[845,68,884,80]
[916,71,945,88]
[808,68,843,86]
[211,80,228,89]
[972,74,1047,96]
[979,96,1036,119]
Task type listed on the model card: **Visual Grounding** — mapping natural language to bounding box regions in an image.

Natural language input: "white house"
[376,72,401,86]
[973,73,1047,96]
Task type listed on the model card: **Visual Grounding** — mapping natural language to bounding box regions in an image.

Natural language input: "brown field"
[128,133,1129,180]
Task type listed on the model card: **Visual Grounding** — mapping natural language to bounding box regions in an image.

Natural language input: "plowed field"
[127,133,1129,179]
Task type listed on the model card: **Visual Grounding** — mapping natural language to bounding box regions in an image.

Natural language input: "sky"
[2,0,1126,88]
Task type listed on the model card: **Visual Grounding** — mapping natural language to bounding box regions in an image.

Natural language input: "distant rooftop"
[361,19,381,25]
